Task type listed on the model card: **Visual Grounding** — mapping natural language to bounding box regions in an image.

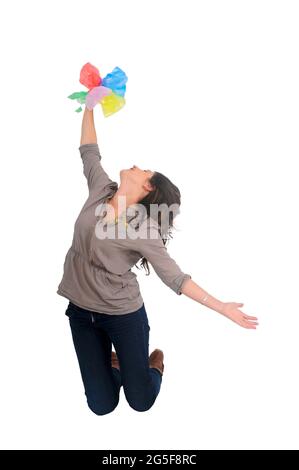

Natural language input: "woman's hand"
[221,302,258,329]
[179,279,259,329]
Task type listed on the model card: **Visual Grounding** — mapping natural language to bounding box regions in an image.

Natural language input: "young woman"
[57,107,258,416]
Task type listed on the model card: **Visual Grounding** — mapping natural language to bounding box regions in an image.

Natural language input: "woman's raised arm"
[78,106,117,194]
[80,106,97,146]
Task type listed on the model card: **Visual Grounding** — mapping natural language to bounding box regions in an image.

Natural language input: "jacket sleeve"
[135,227,192,295]
[79,143,115,194]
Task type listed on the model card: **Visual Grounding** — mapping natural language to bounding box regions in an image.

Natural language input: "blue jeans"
[65,301,163,415]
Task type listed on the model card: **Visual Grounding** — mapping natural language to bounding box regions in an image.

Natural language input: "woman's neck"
[107,188,139,218]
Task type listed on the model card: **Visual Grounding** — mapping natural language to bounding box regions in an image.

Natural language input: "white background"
[0,0,298,450]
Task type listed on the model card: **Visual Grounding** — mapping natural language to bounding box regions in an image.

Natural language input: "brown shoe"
[149,348,164,375]
[111,351,120,371]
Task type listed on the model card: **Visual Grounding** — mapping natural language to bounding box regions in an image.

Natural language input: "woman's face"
[120,165,155,189]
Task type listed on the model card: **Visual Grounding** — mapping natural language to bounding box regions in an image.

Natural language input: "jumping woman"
[57,106,259,415]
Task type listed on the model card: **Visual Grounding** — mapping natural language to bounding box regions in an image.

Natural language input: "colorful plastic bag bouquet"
[67,62,128,117]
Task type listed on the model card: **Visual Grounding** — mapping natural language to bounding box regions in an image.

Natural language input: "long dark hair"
[134,171,181,275]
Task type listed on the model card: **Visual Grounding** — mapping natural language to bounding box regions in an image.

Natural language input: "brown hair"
[134,171,181,275]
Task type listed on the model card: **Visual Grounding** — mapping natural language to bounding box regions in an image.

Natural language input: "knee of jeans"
[87,399,119,416]
[127,398,155,413]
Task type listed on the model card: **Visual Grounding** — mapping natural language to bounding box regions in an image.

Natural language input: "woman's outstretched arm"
[180,279,258,329]
[80,106,97,146]
[134,223,258,330]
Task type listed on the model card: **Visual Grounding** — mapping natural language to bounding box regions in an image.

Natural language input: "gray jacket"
[57,143,191,314]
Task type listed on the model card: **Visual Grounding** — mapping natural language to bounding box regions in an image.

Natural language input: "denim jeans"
[65,301,163,415]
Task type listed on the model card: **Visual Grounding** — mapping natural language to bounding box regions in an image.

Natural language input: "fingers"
[244,315,258,321]
[243,313,258,320]
[241,322,257,329]
[238,310,258,321]
[241,318,259,329]
[236,303,258,321]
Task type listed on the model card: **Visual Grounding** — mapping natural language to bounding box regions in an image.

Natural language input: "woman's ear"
[143,181,156,192]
